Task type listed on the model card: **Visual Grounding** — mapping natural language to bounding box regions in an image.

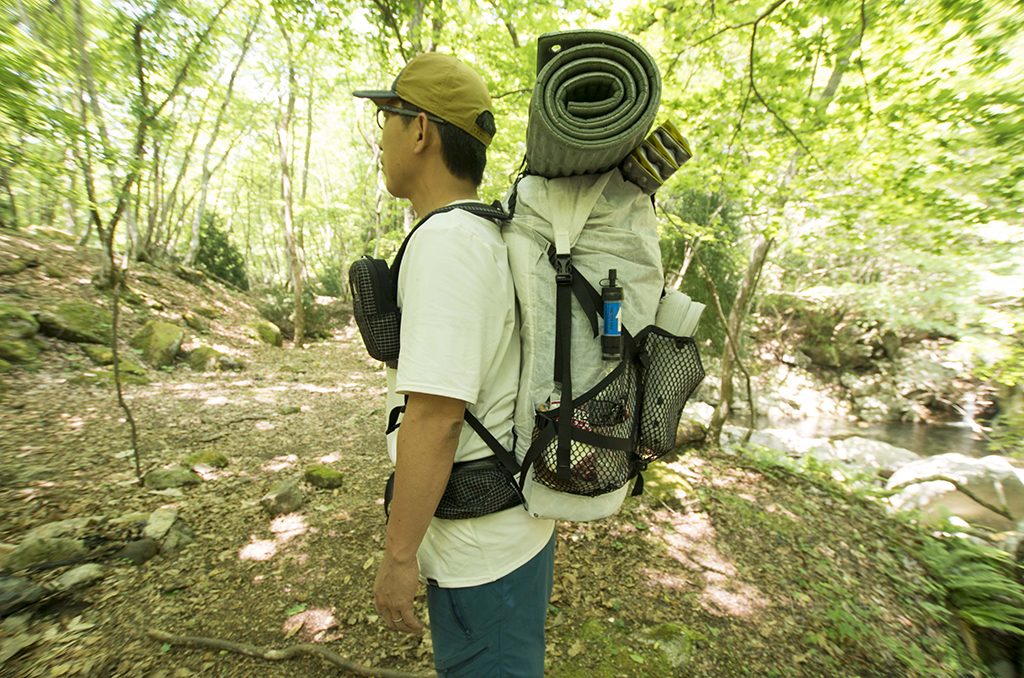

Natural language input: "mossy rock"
[194,306,219,319]
[43,264,66,279]
[135,274,162,287]
[0,303,39,340]
[278,405,301,415]
[251,320,282,347]
[0,358,10,373]
[129,320,184,368]
[0,258,29,276]
[36,301,112,344]
[81,344,114,365]
[182,312,210,333]
[186,346,243,372]
[144,466,200,490]
[186,450,229,468]
[0,339,40,364]
[304,465,344,489]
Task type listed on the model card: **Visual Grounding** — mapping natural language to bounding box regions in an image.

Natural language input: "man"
[353,53,556,677]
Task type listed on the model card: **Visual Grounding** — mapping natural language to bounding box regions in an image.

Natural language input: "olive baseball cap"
[353,52,495,147]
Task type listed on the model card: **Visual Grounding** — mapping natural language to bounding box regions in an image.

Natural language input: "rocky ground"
[0,229,994,677]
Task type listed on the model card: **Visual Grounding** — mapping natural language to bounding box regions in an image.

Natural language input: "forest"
[1,0,1023,675]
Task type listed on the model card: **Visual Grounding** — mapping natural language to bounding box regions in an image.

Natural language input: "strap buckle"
[554,254,572,284]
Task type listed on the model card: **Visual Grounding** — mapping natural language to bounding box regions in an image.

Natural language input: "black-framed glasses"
[376,104,447,130]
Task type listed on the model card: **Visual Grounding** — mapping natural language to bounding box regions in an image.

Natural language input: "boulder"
[261,478,304,516]
[161,522,195,553]
[886,454,1024,531]
[748,428,827,456]
[71,368,150,387]
[0,338,40,364]
[251,320,283,347]
[56,563,106,591]
[816,437,921,477]
[35,301,112,344]
[24,516,100,541]
[144,467,200,490]
[130,320,185,368]
[186,450,229,469]
[0,577,45,616]
[0,303,39,340]
[143,507,179,541]
[115,538,159,565]
[186,346,241,372]
[304,465,344,489]
[181,312,210,334]
[81,344,114,365]
[6,536,87,571]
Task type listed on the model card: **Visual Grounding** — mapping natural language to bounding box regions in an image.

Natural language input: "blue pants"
[426,535,556,677]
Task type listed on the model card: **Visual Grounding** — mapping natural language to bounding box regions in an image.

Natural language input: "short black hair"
[400,103,492,187]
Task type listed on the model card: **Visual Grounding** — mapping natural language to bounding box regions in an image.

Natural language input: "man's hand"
[374,552,425,634]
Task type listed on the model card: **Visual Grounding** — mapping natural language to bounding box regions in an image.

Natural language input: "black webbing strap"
[553,252,574,482]
[462,410,519,477]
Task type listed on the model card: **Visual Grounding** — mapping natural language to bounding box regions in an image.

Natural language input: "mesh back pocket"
[529,361,640,497]
[348,257,400,364]
[435,458,523,519]
[636,328,705,462]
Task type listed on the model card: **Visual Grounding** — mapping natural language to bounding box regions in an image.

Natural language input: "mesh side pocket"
[530,362,640,497]
[636,329,705,462]
[434,459,523,520]
[348,257,401,363]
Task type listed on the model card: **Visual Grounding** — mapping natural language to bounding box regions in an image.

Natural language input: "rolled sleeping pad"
[525,30,661,178]
[619,120,693,194]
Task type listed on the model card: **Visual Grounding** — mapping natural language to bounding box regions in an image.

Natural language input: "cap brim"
[352,89,398,103]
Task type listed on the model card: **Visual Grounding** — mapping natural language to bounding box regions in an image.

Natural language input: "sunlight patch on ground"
[255,420,275,431]
[270,514,308,543]
[318,452,342,464]
[239,538,278,561]
[205,396,229,406]
[263,455,297,472]
[648,509,768,619]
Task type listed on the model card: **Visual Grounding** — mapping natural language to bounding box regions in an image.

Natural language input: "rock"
[115,538,159,565]
[0,303,39,340]
[161,522,195,553]
[24,516,100,541]
[185,346,240,372]
[81,344,114,365]
[676,418,706,446]
[109,512,149,527]
[251,320,283,347]
[182,312,210,333]
[278,405,301,415]
[194,306,218,319]
[144,467,200,490]
[887,454,1024,531]
[172,264,206,286]
[56,564,105,591]
[186,450,229,469]
[304,465,344,489]
[261,478,304,516]
[129,320,185,368]
[143,507,179,541]
[0,577,45,616]
[0,338,40,363]
[814,437,921,477]
[748,428,827,456]
[35,301,112,344]
[6,536,87,571]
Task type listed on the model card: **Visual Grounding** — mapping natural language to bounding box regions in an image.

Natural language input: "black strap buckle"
[554,254,572,284]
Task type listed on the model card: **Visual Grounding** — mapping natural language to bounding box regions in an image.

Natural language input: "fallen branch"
[148,629,428,677]
[887,476,1014,522]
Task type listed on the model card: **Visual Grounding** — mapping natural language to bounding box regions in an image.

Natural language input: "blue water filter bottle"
[601,269,623,360]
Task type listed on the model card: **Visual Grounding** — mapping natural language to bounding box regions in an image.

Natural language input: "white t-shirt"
[384,202,555,588]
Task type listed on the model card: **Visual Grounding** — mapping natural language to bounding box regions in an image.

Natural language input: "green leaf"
[285,603,308,616]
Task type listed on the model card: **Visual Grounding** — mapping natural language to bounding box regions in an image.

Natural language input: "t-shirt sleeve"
[394,219,507,405]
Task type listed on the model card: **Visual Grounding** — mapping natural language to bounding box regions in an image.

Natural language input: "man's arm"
[374,391,465,634]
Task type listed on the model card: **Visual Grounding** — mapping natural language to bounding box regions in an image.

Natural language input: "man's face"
[377,100,418,199]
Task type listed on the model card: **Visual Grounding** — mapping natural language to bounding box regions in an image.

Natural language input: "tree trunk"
[0,164,18,229]
[184,8,259,267]
[275,17,305,347]
[707,235,773,444]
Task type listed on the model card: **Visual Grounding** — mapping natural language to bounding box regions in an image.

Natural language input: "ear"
[411,112,431,154]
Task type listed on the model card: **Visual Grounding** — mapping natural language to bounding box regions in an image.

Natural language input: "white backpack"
[501,169,704,520]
